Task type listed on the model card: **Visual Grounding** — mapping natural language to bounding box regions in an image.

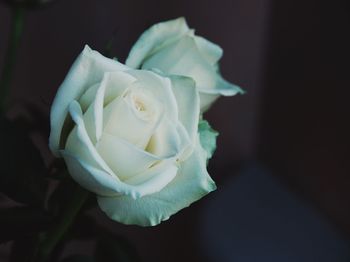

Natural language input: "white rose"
[126,17,244,112]
[49,46,216,226]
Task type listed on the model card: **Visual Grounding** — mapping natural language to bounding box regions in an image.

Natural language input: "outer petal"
[141,36,218,91]
[199,93,220,113]
[97,136,216,226]
[49,45,128,156]
[198,120,218,160]
[204,75,244,96]
[126,17,190,69]
[168,75,200,143]
[61,151,178,199]
[61,151,123,197]
[194,36,223,65]
[199,75,245,112]
[65,101,114,174]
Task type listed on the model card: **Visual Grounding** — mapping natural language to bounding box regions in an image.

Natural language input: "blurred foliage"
[0,2,140,260]
[15,102,51,137]
[95,235,140,262]
[49,174,97,217]
[61,255,94,262]
[10,235,39,262]
[0,207,51,243]
[0,116,47,207]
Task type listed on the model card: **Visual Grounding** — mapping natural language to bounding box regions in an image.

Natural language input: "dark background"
[0,0,349,261]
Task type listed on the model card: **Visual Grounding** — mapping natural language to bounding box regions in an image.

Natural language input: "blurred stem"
[0,6,24,113]
[31,184,89,262]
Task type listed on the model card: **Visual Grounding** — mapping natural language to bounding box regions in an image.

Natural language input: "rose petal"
[103,72,137,105]
[102,93,162,149]
[79,83,100,112]
[81,75,106,143]
[97,136,216,226]
[61,151,122,196]
[123,158,177,188]
[146,116,183,158]
[126,17,190,69]
[49,45,128,156]
[126,70,179,123]
[168,75,200,143]
[65,101,177,199]
[202,75,244,96]
[194,36,223,65]
[61,151,177,199]
[65,101,114,174]
[96,132,166,181]
[141,36,218,91]
[198,93,220,113]
[79,71,137,111]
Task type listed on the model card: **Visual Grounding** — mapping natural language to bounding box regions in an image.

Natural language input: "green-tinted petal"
[97,136,216,226]
[126,17,190,69]
[199,75,245,112]
[214,74,245,96]
[142,36,217,90]
[163,74,200,143]
[194,36,223,65]
[198,120,218,160]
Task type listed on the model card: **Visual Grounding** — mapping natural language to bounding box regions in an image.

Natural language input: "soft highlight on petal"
[168,75,200,143]
[125,18,245,112]
[142,36,218,90]
[97,136,216,226]
[96,132,165,181]
[194,36,223,65]
[65,101,114,174]
[62,150,177,199]
[126,17,190,68]
[49,45,128,156]
[61,151,122,197]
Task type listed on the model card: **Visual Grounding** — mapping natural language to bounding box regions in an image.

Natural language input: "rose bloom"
[49,46,216,226]
[126,17,244,112]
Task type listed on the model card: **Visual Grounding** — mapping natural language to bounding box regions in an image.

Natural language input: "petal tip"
[83,44,92,54]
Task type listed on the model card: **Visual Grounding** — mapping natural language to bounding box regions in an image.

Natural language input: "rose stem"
[0,6,25,113]
[32,184,89,262]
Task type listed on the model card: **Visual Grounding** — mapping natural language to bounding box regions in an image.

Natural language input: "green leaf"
[198,119,218,159]
[95,235,139,262]
[0,116,47,206]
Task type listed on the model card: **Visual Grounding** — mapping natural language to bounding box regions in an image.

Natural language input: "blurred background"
[0,0,349,261]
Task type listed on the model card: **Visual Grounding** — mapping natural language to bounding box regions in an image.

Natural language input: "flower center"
[133,96,146,112]
[125,88,159,122]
